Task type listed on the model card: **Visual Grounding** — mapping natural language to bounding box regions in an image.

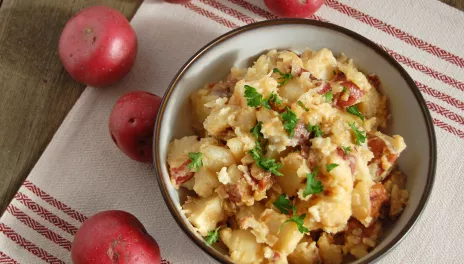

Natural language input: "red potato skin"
[59,5,137,87]
[71,210,161,264]
[264,0,324,18]
[109,91,162,163]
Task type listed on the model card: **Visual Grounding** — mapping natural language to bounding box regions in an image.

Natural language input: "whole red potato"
[109,91,162,163]
[59,5,137,87]
[265,0,324,18]
[71,210,161,264]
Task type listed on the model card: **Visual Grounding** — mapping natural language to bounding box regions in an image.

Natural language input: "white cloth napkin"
[1,0,463,263]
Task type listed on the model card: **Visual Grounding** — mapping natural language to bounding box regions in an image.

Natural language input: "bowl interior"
[155,20,435,264]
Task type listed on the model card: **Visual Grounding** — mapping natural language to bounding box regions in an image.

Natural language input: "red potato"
[59,5,137,87]
[109,91,162,163]
[72,210,161,264]
[264,0,324,18]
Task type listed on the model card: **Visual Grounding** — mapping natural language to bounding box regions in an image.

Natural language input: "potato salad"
[167,48,409,264]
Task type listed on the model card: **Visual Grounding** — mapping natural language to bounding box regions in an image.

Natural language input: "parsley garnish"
[342,146,351,155]
[249,142,283,176]
[342,86,349,94]
[303,168,323,197]
[278,205,309,234]
[346,105,365,123]
[297,101,309,112]
[244,85,281,109]
[349,122,367,145]
[281,107,299,137]
[205,226,223,245]
[323,90,333,103]
[244,85,263,107]
[273,194,292,214]
[188,152,203,172]
[250,121,263,139]
[306,123,323,137]
[262,93,282,109]
[326,163,339,172]
[273,68,293,86]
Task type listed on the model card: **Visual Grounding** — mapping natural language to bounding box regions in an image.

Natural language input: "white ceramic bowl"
[153,19,436,264]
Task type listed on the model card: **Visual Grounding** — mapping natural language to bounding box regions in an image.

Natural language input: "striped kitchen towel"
[1,0,463,263]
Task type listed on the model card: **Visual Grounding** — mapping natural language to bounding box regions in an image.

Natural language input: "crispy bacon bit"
[225,184,242,203]
[289,122,311,147]
[336,147,356,174]
[368,135,398,177]
[169,160,194,187]
[300,144,310,159]
[336,81,364,107]
[333,72,346,82]
[318,83,331,95]
[367,74,381,90]
[297,68,318,80]
[370,183,388,220]
[208,83,215,89]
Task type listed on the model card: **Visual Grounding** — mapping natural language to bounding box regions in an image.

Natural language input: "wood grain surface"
[0,0,462,215]
[0,0,141,214]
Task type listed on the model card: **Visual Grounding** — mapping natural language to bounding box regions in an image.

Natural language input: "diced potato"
[182,195,225,236]
[338,60,372,92]
[318,233,342,264]
[302,48,337,81]
[278,78,308,104]
[190,88,220,132]
[220,228,264,264]
[204,105,240,136]
[256,108,290,152]
[193,167,220,198]
[167,136,199,168]
[275,153,308,196]
[390,184,409,218]
[202,145,236,173]
[357,87,388,128]
[229,108,257,131]
[352,180,374,227]
[288,241,321,264]
[273,221,304,256]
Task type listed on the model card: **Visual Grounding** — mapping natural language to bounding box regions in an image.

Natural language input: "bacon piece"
[336,81,364,107]
[317,83,331,95]
[297,68,318,80]
[333,72,346,82]
[169,160,194,187]
[288,122,310,147]
[336,147,356,175]
[369,183,388,220]
[367,135,398,178]
[367,74,381,90]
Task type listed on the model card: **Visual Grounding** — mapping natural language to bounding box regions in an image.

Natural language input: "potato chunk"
[182,195,225,236]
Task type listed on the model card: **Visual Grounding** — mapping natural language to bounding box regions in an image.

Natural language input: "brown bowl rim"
[153,18,437,264]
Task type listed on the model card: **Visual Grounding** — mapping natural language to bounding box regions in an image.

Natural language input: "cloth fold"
[1,0,463,263]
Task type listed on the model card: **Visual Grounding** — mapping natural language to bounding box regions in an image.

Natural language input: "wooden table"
[0,0,462,215]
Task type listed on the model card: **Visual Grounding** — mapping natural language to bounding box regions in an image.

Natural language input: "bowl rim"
[153,18,437,264]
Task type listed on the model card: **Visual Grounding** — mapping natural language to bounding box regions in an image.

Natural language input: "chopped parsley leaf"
[273,68,293,86]
[303,168,323,197]
[250,121,263,139]
[273,194,292,214]
[326,163,339,172]
[346,105,365,123]
[349,122,367,145]
[281,107,299,137]
[297,101,309,112]
[323,90,333,103]
[188,152,203,172]
[205,226,223,245]
[342,86,349,94]
[306,123,323,137]
[278,205,309,234]
[249,142,283,176]
[342,146,351,155]
[244,85,263,107]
